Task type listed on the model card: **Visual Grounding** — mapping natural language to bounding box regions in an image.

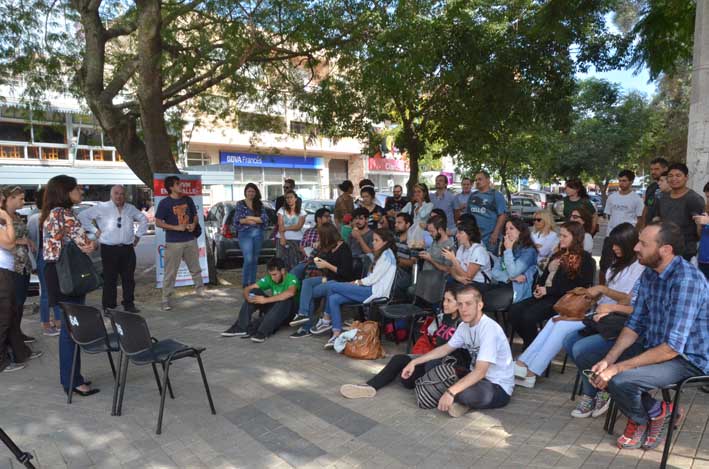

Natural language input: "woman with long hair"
[400,183,433,230]
[358,186,386,230]
[515,223,644,390]
[334,180,355,227]
[234,183,269,287]
[491,218,538,303]
[289,223,354,337]
[507,222,595,349]
[42,175,98,396]
[562,224,645,417]
[340,285,467,399]
[312,229,397,349]
[442,219,492,287]
[2,186,35,342]
[276,190,306,270]
[569,207,594,253]
[563,178,597,234]
[531,209,559,268]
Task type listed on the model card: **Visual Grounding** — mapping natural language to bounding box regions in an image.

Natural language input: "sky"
[577,65,657,97]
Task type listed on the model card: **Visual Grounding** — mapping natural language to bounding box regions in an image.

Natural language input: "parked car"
[302,200,336,231]
[509,196,538,224]
[589,195,604,216]
[204,201,277,268]
[516,190,563,211]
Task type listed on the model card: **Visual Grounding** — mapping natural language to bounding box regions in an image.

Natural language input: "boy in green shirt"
[221,258,300,342]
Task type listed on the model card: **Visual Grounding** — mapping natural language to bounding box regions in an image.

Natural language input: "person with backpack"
[467,170,507,253]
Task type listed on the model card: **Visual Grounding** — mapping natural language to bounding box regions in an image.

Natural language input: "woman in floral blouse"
[41,175,98,397]
[233,183,270,287]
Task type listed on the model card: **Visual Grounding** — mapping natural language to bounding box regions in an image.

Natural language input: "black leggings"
[367,354,422,390]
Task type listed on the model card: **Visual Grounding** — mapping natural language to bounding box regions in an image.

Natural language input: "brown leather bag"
[343,321,385,360]
[553,292,594,320]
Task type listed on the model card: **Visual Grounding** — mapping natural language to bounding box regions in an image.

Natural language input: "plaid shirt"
[300,227,319,249]
[626,256,709,373]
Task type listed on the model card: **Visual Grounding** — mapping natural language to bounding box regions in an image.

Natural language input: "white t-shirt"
[606,191,644,234]
[456,243,492,283]
[277,208,304,241]
[598,260,645,305]
[447,315,515,395]
[583,233,593,253]
[531,231,559,260]
[0,226,13,270]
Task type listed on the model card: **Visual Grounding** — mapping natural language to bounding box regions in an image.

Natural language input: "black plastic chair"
[341,268,404,323]
[109,310,216,435]
[482,284,514,335]
[58,303,120,404]
[378,270,448,352]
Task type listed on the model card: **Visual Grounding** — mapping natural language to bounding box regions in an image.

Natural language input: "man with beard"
[640,157,669,228]
[384,185,408,228]
[419,216,454,273]
[393,213,415,294]
[584,221,709,451]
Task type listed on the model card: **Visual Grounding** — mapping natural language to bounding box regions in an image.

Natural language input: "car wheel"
[206,241,219,285]
[213,242,226,269]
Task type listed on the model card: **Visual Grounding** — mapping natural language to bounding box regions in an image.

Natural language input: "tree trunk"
[686,0,709,195]
[402,120,421,195]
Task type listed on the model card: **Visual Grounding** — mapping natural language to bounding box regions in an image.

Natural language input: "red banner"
[153,177,203,196]
[368,158,409,172]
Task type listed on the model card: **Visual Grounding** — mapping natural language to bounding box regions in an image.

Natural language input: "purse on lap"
[552,292,594,320]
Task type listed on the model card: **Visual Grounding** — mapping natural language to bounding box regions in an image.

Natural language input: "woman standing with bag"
[42,175,98,396]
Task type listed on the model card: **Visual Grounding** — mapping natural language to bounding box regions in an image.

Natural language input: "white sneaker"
[340,384,377,399]
[448,403,470,418]
[311,319,332,335]
[323,335,337,350]
[515,375,536,389]
[514,363,528,378]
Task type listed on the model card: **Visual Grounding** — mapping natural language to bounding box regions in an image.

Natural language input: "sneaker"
[448,402,470,418]
[289,314,310,327]
[617,419,647,449]
[221,325,248,337]
[642,401,676,450]
[340,384,377,399]
[250,332,266,343]
[514,363,528,378]
[43,327,60,337]
[22,334,36,344]
[28,351,43,360]
[323,335,337,350]
[515,375,536,389]
[343,319,354,328]
[311,319,332,335]
[591,391,611,418]
[1,362,26,373]
[571,395,595,418]
[290,327,312,339]
[161,301,172,311]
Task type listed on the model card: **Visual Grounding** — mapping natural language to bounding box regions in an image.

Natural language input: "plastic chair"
[109,310,216,435]
[58,303,120,404]
[378,270,448,352]
[482,284,514,335]
[341,268,404,323]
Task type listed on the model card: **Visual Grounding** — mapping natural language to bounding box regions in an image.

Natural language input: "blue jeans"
[609,357,702,425]
[298,278,334,331]
[37,252,61,324]
[290,262,307,281]
[239,228,264,287]
[325,282,372,331]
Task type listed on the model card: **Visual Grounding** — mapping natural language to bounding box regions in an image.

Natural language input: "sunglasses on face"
[533,218,543,222]
[570,215,581,219]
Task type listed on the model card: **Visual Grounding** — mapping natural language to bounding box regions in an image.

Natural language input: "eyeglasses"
[570,215,582,220]
[533,218,543,222]
[117,216,122,228]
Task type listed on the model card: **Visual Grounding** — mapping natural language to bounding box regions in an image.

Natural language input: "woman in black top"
[339,286,468,399]
[508,222,596,348]
[289,223,353,337]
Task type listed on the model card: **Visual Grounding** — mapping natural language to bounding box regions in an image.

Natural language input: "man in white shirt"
[600,170,644,284]
[79,185,148,313]
[401,285,514,417]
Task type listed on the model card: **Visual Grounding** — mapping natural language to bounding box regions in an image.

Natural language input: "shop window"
[264,168,284,182]
[242,167,262,182]
[301,169,319,183]
[0,122,32,142]
[187,152,210,167]
[289,121,318,135]
[33,124,65,144]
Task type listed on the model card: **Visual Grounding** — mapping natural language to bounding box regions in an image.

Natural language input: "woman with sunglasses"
[568,207,594,253]
[531,210,559,269]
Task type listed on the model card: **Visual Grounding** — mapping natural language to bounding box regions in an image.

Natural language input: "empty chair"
[481,284,514,336]
[109,310,216,434]
[378,269,448,352]
[58,303,120,404]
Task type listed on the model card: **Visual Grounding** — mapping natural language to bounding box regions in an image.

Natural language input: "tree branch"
[102,57,139,100]
[161,60,226,99]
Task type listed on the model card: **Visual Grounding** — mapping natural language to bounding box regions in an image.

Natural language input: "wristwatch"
[445,389,456,398]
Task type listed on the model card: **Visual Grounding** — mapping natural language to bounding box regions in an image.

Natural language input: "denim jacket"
[491,246,538,302]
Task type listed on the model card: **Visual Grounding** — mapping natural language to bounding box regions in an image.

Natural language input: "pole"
[0,428,36,469]
[686,0,709,195]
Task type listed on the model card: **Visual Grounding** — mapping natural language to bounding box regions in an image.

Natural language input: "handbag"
[57,241,103,297]
[553,292,594,319]
[343,321,385,360]
[414,356,459,409]
[581,312,628,340]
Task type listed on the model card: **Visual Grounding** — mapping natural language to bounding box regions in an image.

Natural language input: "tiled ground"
[3,285,709,469]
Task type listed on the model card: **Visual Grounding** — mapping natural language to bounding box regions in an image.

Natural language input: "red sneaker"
[643,402,685,450]
[617,419,647,449]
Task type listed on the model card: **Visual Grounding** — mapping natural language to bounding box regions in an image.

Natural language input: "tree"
[0,0,373,184]
[556,78,652,204]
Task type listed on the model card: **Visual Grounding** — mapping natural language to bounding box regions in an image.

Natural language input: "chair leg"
[661,387,684,469]
[609,402,619,434]
[107,351,116,379]
[156,361,171,435]
[405,317,417,354]
[561,354,568,375]
[67,344,79,405]
[116,356,130,416]
[604,399,614,433]
[151,363,163,397]
[570,370,581,401]
[392,320,399,345]
[196,353,216,415]
[111,352,123,416]
[161,362,175,399]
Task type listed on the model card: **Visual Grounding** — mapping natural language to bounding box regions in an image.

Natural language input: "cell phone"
[582,369,598,380]
[248,292,255,298]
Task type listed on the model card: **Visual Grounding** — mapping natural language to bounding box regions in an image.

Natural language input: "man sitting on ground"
[588,221,709,450]
[399,285,514,417]
[221,258,300,343]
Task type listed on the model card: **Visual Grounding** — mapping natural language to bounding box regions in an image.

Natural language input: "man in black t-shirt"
[641,157,668,227]
[384,185,409,226]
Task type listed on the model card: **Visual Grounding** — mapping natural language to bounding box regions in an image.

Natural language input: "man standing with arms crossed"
[640,157,669,228]
[155,176,205,311]
[79,185,148,313]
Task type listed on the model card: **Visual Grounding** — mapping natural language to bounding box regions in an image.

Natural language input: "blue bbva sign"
[220,151,324,169]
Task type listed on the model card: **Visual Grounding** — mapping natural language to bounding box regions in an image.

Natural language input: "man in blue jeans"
[589,221,709,450]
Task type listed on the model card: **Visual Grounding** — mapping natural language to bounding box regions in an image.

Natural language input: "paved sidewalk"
[3,283,709,469]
